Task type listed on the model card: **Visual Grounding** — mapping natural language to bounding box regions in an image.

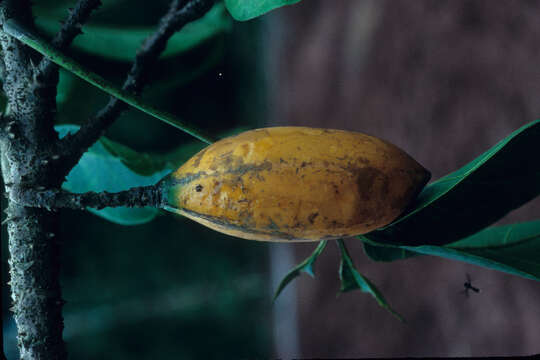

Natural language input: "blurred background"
[2,0,540,358]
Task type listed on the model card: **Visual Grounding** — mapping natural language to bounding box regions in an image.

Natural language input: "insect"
[460,273,480,297]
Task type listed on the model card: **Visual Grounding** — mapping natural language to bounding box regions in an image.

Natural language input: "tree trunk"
[4,204,66,360]
[1,2,67,357]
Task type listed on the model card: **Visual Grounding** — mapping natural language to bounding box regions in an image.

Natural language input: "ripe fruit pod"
[161,127,430,242]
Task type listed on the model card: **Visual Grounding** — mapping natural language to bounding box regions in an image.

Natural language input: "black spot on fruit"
[195,184,203,192]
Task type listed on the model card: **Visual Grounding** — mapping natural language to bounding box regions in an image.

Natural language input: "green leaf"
[272,241,327,302]
[224,0,302,21]
[359,221,540,281]
[362,242,420,262]
[99,126,250,177]
[364,119,540,246]
[420,221,540,280]
[56,125,171,225]
[447,220,540,248]
[35,3,232,61]
[337,239,405,322]
[99,137,170,176]
[100,137,209,175]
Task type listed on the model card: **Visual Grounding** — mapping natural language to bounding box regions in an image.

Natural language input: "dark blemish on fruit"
[195,184,203,192]
[354,167,384,201]
[357,157,370,165]
[308,212,319,224]
[227,160,273,176]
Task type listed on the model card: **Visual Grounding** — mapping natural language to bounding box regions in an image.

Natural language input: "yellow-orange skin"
[163,127,430,242]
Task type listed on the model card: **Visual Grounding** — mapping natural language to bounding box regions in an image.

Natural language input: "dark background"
[2,0,540,358]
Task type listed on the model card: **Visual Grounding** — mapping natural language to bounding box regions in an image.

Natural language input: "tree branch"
[36,0,102,83]
[58,0,215,174]
[2,18,216,144]
[12,184,165,210]
[31,0,102,135]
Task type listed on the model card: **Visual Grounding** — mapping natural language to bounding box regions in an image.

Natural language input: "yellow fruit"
[161,127,430,242]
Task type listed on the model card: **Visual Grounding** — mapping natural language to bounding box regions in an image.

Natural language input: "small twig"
[12,185,165,210]
[36,0,102,82]
[125,0,214,95]
[59,0,215,172]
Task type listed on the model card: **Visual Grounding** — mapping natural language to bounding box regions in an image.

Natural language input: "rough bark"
[37,0,103,83]
[1,0,67,357]
[3,205,65,360]
[11,185,164,210]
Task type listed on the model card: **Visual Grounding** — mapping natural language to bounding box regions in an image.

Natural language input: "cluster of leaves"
[225,0,540,320]
[275,120,540,319]
[362,120,540,279]
[221,0,540,319]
